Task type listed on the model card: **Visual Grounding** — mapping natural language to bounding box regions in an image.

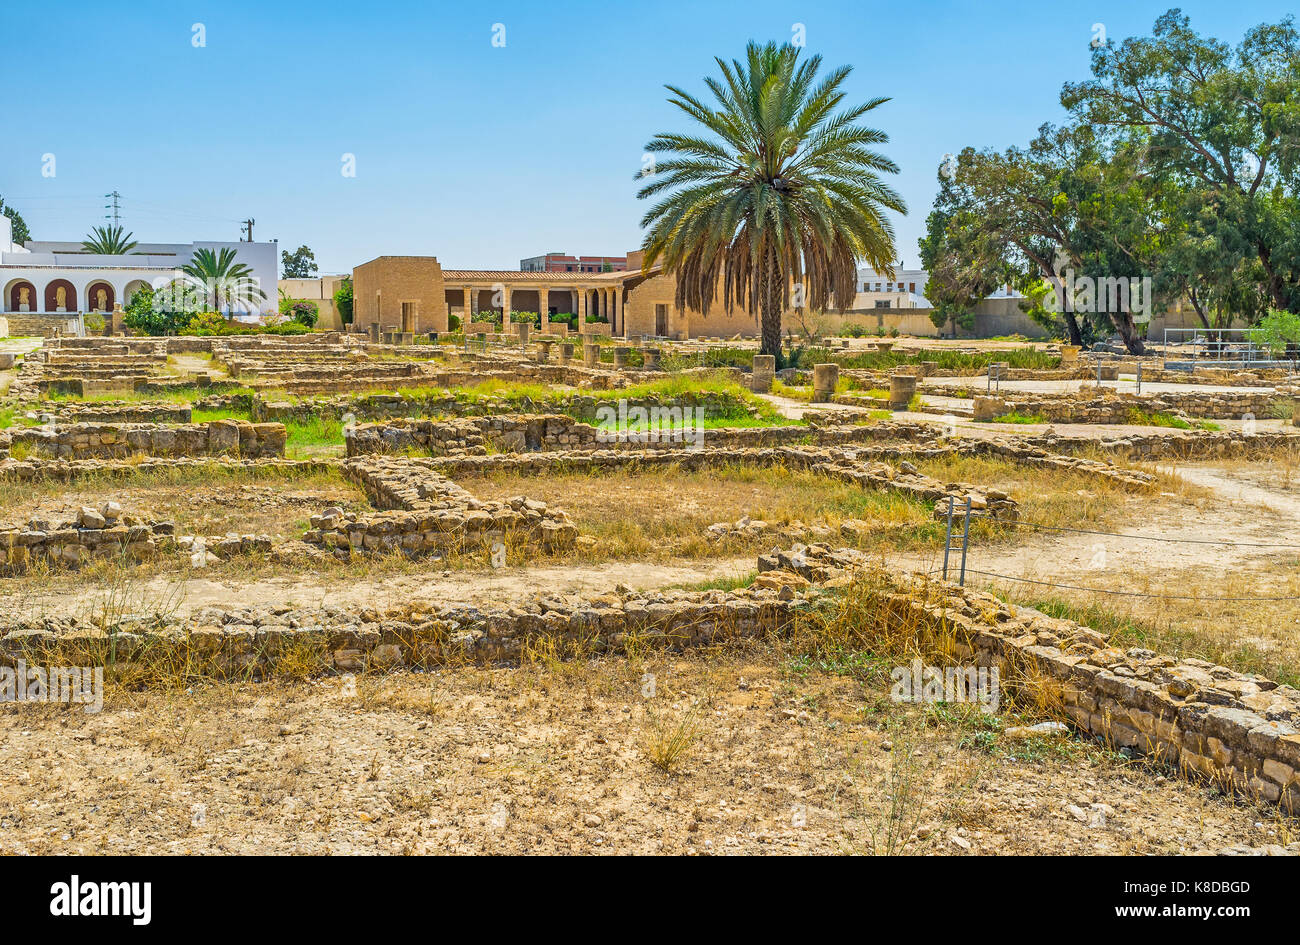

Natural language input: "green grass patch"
[1124,407,1218,431]
[990,411,1047,425]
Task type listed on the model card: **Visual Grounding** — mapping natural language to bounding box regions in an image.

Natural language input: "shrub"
[184,311,231,334]
[448,313,462,331]
[123,284,193,336]
[334,276,353,325]
[278,293,319,328]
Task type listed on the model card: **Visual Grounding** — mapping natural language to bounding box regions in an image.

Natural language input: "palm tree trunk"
[760,249,781,359]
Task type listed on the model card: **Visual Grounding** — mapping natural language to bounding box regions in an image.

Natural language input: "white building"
[0,216,279,321]
[854,266,1021,310]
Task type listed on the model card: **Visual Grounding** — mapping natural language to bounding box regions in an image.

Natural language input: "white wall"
[0,239,279,314]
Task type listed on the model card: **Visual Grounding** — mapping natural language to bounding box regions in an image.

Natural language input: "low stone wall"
[0,455,333,485]
[0,579,799,673]
[944,387,1283,423]
[1025,429,1300,461]
[0,420,286,460]
[46,402,192,424]
[426,445,1022,520]
[0,503,170,573]
[765,548,1300,812]
[343,412,940,459]
[304,456,578,558]
[3,539,1294,811]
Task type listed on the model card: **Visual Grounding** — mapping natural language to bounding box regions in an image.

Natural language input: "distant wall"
[353,257,446,333]
[280,275,348,331]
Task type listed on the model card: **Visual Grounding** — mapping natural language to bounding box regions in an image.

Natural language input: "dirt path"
[880,460,1300,587]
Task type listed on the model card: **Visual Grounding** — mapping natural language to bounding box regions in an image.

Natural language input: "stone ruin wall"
[0,420,286,460]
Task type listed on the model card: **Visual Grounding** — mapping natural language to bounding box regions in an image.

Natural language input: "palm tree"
[638,42,905,358]
[82,224,138,255]
[181,247,267,313]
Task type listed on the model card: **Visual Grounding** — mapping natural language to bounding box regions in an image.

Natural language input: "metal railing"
[1162,327,1298,371]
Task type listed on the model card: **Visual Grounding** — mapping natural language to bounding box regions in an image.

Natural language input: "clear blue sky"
[1,1,1288,273]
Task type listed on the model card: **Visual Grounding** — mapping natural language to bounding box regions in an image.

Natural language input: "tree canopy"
[638,41,904,357]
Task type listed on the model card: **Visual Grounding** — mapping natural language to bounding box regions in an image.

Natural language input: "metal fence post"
[1136,361,1142,395]
[959,497,972,587]
[942,496,954,581]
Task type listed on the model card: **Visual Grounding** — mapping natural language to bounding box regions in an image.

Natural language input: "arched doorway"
[123,280,151,308]
[44,279,77,313]
[86,281,115,312]
[5,279,37,313]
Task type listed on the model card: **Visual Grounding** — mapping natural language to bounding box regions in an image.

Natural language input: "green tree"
[333,275,354,325]
[122,282,202,336]
[0,196,30,244]
[1256,307,1300,361]
[918,165,1008,336]
[281,244,318,278]
[1063,9,1300,313]
[82,224,138,255]
[182,247,267,313]
[637,41,904,358]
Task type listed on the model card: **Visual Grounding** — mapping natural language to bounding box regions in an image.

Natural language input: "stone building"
[351,250,775,340]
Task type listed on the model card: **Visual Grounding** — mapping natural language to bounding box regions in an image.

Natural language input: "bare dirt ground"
[4,344,1300,854]
[2,476,364,539]
[1,653,1289,855]
[0,556,758,620]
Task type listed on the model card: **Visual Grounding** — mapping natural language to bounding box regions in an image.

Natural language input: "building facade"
[520,252,628,273]
[352,251,781,340]
[0,217,279,333]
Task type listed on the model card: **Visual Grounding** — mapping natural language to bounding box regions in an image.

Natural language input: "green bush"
[334,276,353,325]
[123,284,194,336]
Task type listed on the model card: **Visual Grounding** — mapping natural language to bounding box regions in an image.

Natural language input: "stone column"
[464,286,476,323]
[751,354,775,393]
[583,343,600,366]
[560,342,575,363]
[501,285,512,331]
[613,346,630,368]
[610,286,622,337]
[1293,397,1300,428]
[812,363,839,403]
[642,347,661,370]
[535,340,551,362]
[888,373,918,411]
[538,286,550,333]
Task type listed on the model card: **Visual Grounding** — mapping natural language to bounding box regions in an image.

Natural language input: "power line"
[932,568,1300,602]
[966,513,1300,549]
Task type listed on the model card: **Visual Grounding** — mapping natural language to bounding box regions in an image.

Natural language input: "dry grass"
[1,647,1282,855]
[463,461,942,561]
[0,465,363,538]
